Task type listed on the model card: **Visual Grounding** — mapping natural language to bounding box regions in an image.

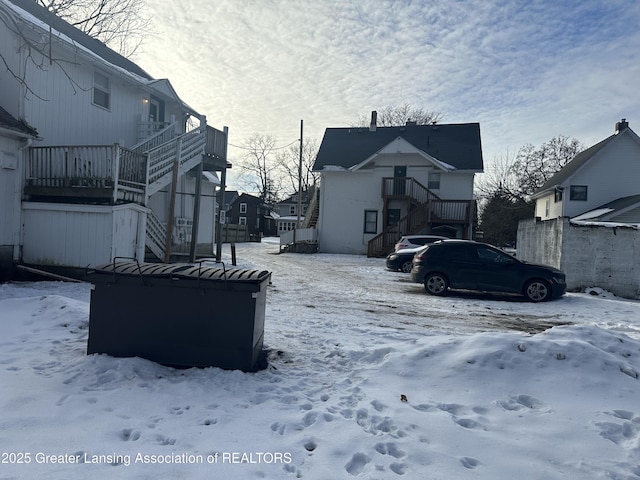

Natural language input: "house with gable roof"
[311,113,484,255]
[517,119,640,298]
[531,119,640,223]
[0,0,229,277]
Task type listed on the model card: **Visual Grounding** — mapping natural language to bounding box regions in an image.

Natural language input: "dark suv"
[410,240,566,302]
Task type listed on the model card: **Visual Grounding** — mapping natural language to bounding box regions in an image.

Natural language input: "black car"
[410,240,566,302]
[386,246,424,273]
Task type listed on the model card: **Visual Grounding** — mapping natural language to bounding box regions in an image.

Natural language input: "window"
[554,188,563,203]
[239,217,247,225]
[569,185,588,201]
[364,210,378,234]
[545,200,550,218]
[240,203,247,213]
[428,172,441,190]
[290,205,296,215]
[93,71,110,109]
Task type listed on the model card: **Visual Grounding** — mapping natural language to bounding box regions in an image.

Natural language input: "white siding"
[22,53,144,147]
[318,170,381,254]
[0,141,23,255]
[22,203,146,267]
[561,133,640,218]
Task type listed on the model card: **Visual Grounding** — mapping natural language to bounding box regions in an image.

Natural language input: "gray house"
[518,119,640,299]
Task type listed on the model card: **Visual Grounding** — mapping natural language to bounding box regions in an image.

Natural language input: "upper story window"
[240,203,247,214]
[569,185,588,201]
[290,205,296,215]
[93,71,110,109]
[428,172,441,190]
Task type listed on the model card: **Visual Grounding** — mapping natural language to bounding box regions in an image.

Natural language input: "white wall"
[22,203,146,267]
[318,170,382,254]
[518,217,640,299]
[0,139,23,254]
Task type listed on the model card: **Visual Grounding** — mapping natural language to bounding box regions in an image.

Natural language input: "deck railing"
[382,177,440,204]
[27,144,147,202]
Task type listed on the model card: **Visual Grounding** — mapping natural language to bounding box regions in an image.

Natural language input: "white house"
[312,114,484,255]
[518,119,640,299]
[0,0,228,277]
[531,119,640,223]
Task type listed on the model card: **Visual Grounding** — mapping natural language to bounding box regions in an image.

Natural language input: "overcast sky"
[137,0,640,180]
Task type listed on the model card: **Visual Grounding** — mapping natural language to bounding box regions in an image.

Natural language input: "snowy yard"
[1,239,640,479]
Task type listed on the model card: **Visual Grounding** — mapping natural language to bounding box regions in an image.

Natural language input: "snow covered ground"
[1,239,640,479]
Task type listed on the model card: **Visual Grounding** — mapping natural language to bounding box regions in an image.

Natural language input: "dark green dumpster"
[86,261,271,372]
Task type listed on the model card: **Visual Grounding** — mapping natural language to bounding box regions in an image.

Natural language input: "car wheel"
[424,273,448,296]
[401,260,413,273]
[524,279,550,302]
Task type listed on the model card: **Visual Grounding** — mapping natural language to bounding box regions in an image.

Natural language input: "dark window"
[93,71,110,109]
[240,203,247,213]
[364,210,377,234]
[554,188,563,202]
[569,185,588,201]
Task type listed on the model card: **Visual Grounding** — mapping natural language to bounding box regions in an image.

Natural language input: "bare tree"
[477,135,584,245]
[1,0,151,103]
[354,103,443,127]
[512,135,583,198]
[37,0,151,57]
[277,138,320,196]
[236,134,283,205]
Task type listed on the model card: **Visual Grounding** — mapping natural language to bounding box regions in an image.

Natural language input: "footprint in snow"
[460,457,481,469]
[375,442,406,458]
[271,422,286,435]
[345,453,369,476]
[119,429,140,441]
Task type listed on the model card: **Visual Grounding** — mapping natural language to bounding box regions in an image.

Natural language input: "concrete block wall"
[518,218,640,299]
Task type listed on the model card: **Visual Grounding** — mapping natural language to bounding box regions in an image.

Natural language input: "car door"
[474,245,520,293]
[445,244,481,289]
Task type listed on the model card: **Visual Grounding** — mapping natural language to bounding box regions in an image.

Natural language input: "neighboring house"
[531,119,640,222]
[226,193,276,238]
[273,187,316,236]
[518,119,640,299]
[0,0,228,276]
[312,114,483,255]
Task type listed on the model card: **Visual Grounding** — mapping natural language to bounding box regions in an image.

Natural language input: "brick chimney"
[615,118,629,133]
[369,111,377,132]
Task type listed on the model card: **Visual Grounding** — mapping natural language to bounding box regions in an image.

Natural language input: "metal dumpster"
[86,261,271,372]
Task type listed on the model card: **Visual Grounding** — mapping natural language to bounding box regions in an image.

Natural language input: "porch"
[367,177,475,257]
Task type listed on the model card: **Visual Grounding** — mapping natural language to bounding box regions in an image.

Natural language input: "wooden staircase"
[367,177,474,257]
[302,187,320,228]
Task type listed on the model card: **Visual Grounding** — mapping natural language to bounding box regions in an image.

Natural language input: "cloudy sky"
[137,0,640,178]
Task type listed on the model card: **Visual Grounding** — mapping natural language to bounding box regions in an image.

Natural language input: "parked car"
[394,235,448,252]
[386,246,424,273]
[410,240,566,302]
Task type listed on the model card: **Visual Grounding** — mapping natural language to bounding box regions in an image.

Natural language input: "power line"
[227,139,300,152]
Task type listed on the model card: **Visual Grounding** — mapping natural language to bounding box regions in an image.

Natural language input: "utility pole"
[296,119,303,229]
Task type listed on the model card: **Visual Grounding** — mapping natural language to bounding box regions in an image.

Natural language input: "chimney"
[369,111,377,132]
[406,120,417,126]
[615,118,629,133]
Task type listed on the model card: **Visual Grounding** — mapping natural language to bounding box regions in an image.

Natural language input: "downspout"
[16,137,33,262]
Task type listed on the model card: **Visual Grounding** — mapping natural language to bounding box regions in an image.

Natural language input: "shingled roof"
[0,105,38,137]
[313,123,483,171]
[5,0,153,81]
